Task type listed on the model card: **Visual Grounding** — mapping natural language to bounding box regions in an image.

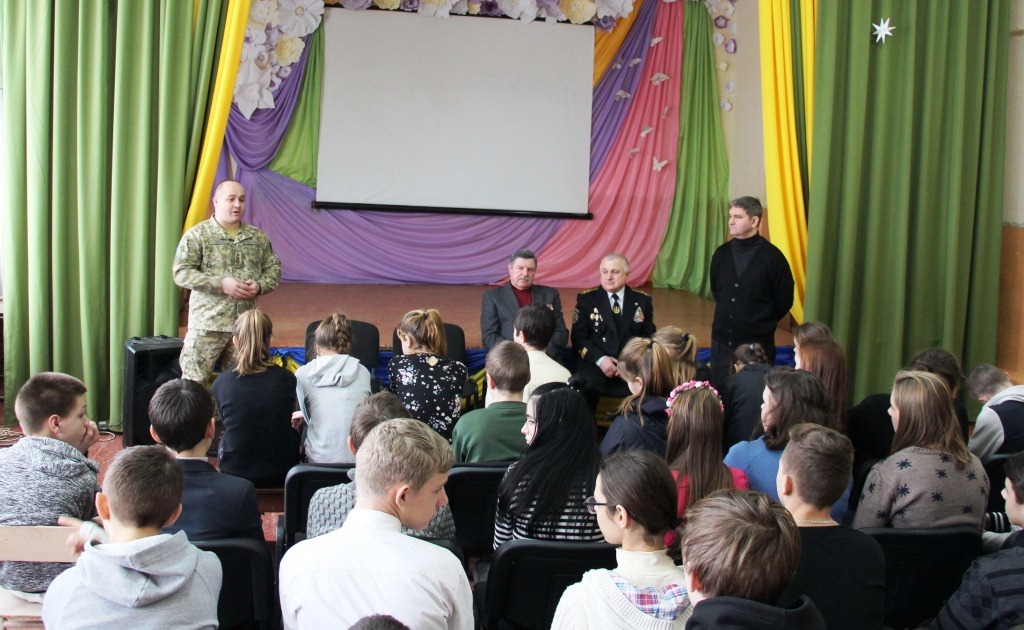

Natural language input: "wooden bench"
[255,488,284,514]
[0,526,78,629]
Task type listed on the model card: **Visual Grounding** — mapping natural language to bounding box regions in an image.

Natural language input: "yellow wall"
[999,1,1024,380]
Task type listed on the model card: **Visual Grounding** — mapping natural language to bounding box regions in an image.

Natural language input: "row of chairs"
[304,318,482,408]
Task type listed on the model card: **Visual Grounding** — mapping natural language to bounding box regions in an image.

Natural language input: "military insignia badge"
[634,306,644,323]
[573,308,579,324]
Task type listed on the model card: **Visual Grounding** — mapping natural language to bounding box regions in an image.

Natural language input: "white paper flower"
[450,0,469,13]
[497,0,539,21]
[235,63,276,119]
[538,5,565,21]
[274,33,305,65]
[241,28,268,64]
[594,0,631,19]
[419,0,457,18]
[248,0,279,30]
[277,0,324,37]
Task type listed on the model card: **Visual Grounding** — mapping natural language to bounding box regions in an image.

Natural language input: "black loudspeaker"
[122,336,184,446]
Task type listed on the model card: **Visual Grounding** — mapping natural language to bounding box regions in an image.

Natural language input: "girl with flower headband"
[552,450,692,629]
[665,381,749,519]
[722,342,771,450]
[599,337,676,456]
[652,326,711,385]
[387,309,468,441]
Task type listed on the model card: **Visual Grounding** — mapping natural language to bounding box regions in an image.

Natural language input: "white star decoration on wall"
[873,17,895,44]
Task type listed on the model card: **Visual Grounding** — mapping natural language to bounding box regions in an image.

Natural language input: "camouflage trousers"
[180,329,236,386]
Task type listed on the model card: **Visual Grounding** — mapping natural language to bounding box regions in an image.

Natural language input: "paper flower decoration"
[235,0,325,119]
[278,0,325,36]
[558,0,595,23]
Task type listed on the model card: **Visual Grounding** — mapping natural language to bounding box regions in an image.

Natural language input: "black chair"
[391,323,481,410]
[862,525,983,629]
[984,454,1013,513]
[305,319,381,391]
[193,538,278,630]
[445,465,508,558]
[276,463,354,561]
[482,539,617,630]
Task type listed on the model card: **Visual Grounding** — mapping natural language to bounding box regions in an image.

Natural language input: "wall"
[998,0,1024,380]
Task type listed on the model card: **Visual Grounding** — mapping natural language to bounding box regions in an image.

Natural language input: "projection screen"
[315,9,594,216]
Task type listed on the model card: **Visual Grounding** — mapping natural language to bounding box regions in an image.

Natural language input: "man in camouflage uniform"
[173,179,282,385]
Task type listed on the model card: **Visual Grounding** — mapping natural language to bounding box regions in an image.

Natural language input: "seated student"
[514,304,571,403]
[600,338,675,456]
[552,450,691,629]
[212,309,300,487]
[306,391,455,540]
[930,451,1024,629]
[453,341,530,463]
[0,372,100,596]
[725,367,852,523]
[681,489,826,629]
[794,337,848,434]
[494,384,603,547]
[388,309,468,441]
[853,371,988,531]
[293,311,372,464]
[776,425,885,630]
[721,343,771,450]
[965,363,1024,464]
[665,381,748,520]
[147,378,263,541]
[279,418,473,630]
[652,326,711,385]
[43,446,222,629]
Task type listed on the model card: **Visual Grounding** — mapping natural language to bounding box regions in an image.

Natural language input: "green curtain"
[2,1,227,425]
[268,26,323,187]
[651,3,729,298]
[805,0,1009,402]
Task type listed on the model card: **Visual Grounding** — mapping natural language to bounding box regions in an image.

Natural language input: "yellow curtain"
[593,0,645,86]
[183,0,252,231]
[759,0,815,323]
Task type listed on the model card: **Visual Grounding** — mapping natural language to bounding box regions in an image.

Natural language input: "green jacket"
[173,218,281,332]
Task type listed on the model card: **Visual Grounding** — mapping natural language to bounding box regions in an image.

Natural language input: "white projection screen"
[315,9,594,216]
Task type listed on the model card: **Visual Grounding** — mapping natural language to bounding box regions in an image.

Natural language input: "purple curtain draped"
[241,168,566,283]
[225,35,315,171]
[590,0,659,179]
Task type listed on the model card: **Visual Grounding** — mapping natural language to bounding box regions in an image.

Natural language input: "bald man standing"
[173,180,281,385]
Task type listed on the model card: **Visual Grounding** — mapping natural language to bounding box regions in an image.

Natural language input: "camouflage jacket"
[173,218,282,332]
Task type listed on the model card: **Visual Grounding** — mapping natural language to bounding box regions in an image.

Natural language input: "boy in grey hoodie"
[43,446,222,629]
[0,372,100,596]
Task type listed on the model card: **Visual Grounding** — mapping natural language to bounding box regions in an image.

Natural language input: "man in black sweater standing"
[709,197,794,387]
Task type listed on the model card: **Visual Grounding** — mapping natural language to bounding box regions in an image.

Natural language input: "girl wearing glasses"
[552,450,691,629]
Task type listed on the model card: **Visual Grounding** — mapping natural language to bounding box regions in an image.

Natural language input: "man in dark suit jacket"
[571,253,655,398]
[148,379,264,541]
[481,249,568,359]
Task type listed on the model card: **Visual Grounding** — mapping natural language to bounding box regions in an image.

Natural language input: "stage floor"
[180,282,793,350]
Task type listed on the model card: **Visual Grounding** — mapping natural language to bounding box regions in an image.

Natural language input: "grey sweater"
[42,531,222,630]
[0,436,99,592]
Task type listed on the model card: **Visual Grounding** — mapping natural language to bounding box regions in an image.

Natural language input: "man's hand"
[221,277,259,299]
[291,411,305,431]
[79,420,100,455]
[599,356,619,378]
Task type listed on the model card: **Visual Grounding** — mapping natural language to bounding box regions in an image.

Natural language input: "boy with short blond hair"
[0,373,100,596]
[42,446,222,629]
[281,418,472,629]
